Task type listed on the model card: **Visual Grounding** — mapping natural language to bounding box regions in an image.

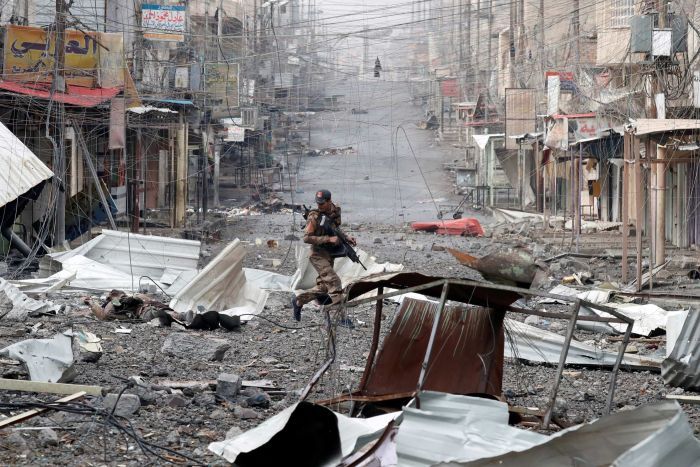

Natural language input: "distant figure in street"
[291,189,356,324]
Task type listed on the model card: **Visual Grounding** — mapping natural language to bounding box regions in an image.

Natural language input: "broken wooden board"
[0,378,103,396]
[0,392,86,428]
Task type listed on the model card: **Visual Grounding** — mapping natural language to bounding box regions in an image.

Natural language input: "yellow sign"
[4,25,102,86]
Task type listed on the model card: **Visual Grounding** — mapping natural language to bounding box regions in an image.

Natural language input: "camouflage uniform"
[295,203,344,306]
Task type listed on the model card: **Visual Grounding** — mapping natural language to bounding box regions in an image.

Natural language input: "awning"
[0,81,120,107]
[628,118,700,136]
[0,120,53,209]
[472,133,505,150]
[143,97,195,107]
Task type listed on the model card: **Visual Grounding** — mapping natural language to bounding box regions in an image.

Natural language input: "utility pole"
[475,0,480,94]
[459,0,463,73]
[573,0,580,65]
[199,0,211,223]
[652,0,669,267]
[51,0,67,245]
[213,0,223,208]
[465,0,471,97]
[539,0,545,82]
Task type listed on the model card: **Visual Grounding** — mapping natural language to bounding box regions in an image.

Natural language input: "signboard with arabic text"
[205,63,239,107]
[3,25,123,87]
[142,4,186,42]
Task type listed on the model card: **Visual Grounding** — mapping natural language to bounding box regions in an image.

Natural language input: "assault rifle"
[329,225,367,270]
[303,204,366,270]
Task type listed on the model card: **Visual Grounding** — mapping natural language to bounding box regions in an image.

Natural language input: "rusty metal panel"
[505,88,536,150]
[362,298,504,397]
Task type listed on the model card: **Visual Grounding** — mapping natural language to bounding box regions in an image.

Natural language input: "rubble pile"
[1,210,700,465]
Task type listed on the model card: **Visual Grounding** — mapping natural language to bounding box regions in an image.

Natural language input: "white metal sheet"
[0,120,53,209]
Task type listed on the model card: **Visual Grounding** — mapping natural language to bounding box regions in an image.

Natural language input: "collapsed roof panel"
[47,229,201,281]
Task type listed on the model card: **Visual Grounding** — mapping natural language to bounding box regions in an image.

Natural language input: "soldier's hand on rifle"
[328,236,340,245]
[347,236,357,246]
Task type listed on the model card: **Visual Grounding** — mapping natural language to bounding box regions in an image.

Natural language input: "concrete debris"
[307,145,355,156]
[234,407,259,420]
[103,393,141,417]
[37,428,59,447]
[73,329,103,363]
[0,333,76,383]
[216,373,242,399]
[161,333,231,361]
[225,426,243,439]
[163,394,188,408]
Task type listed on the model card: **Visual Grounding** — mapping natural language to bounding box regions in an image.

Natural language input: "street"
[290,79,460,224]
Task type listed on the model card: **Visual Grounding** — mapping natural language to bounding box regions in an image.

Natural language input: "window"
[610,0,635,28]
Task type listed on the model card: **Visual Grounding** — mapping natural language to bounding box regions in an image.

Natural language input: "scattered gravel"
[1,211,699,465]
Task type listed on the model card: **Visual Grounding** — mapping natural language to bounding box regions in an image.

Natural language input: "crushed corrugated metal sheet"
[438,400,700,466]
[396,392,546,466]
[208,401,399,466]
[361,297,505,398]
[211,392,699,467]
[13,230,202,294]
[505,319,661,370]
[662,310,700,390]
[0,333,75,383]
[169,239,268,322]
[0,277,57,321]
[292,244,403,292]
[666,310,689,358]
[0,119,53,209]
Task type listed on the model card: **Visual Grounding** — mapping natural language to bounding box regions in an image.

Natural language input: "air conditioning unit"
[241,108,257,128]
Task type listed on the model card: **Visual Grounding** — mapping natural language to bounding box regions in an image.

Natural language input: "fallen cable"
[0,392,206,465]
